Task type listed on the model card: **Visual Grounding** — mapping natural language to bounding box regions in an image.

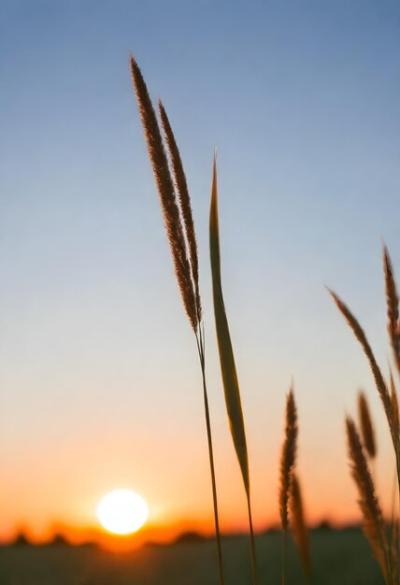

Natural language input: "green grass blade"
[209,156,249,493]
[209,157,259,584]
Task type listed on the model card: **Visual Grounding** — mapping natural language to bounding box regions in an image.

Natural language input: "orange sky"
[1,405,396,548]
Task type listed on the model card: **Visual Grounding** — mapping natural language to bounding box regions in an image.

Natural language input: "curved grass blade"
[209,157,259,585]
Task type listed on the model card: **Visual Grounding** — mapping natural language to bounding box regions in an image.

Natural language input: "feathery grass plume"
[358,391,377,460]
[158,100,201,322]
[384,246,400,376]
[290,473,311,580]
[279,388,298,531]
[130,57,197,330]
[279,388,298,585]
[329,290,397,457]
[346,416,391,583]
[209,157,258,585]
[130,57,225,585]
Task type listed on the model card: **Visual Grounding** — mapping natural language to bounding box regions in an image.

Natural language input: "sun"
[96,489,149,535]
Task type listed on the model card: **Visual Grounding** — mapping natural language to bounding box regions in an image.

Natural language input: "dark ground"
[0,528,384,585]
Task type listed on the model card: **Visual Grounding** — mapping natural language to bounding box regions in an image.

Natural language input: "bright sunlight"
[96,489,149,535]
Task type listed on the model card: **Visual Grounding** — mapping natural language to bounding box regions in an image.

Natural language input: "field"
[0,529,384,585]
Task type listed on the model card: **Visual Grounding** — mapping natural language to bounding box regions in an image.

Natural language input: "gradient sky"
[1,0,400,543]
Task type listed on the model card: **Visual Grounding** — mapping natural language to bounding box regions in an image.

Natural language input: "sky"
[1,0,400,545]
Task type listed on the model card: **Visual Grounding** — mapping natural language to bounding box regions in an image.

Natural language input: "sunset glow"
[96,489,149,535]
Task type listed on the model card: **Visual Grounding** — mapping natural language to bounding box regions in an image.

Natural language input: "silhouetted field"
[0,529,383,585]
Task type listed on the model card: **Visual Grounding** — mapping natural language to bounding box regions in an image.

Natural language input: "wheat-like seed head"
[158,100,201,322]
[329,290,396,451]
[290,473,311,578]
[279,388,298,531]
[358,391,377,460]
[383,246,400,376]
[346,416,389,580]
[130,57,198,330]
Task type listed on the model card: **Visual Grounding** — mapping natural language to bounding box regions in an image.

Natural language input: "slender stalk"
[195,329,225,585]
[389,467,399,585]
[130,58,225,584]
[246,491,259,585]
[281,527,287,585]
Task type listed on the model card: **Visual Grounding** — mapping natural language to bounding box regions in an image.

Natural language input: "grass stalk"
[246,491,259,585]
[195,328,225,585]
[130,56,225,585]
[281,528,287,585]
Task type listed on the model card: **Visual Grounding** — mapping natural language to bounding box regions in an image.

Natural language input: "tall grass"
[130,57,225,585]
[130,55,400,585]
[329,285,400,495]
[279,389,311,583]
[331,246,400,584]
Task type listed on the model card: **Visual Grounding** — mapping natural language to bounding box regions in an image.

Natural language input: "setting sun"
[96,489,149,535]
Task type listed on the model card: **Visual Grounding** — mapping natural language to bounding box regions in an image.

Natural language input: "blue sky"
[1,0,400,536]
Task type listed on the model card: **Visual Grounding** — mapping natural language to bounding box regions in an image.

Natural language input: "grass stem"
[196,329,225,585]
[281,529,287,585]
[246,491,259,585]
